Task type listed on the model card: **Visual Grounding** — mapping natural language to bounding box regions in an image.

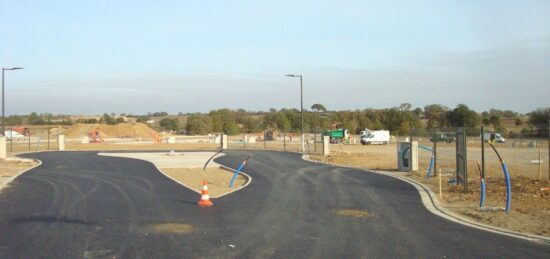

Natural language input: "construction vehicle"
[88,128,103,143]
[323,128,350,144]
[264,129,274,141]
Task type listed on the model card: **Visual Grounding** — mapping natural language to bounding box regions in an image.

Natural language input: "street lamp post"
[2,67,23,135]
[285,74,304,153]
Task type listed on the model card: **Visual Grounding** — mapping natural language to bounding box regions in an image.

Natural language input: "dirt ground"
[161,167,247,198]
[409,172,550,237]
[0,159,37,178]
[63,123,156,138]
[309,144,550,238]
[98,152,248,198]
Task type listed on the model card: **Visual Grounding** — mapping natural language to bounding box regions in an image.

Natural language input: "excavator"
[88,128,103,143]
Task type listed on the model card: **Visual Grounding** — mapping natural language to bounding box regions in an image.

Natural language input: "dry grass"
[0,159,37,178]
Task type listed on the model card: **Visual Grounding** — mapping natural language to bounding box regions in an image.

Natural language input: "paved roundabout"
[0,150,549,258]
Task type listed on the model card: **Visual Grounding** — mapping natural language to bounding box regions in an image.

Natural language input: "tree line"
[4,105,550,138]
[185,104,550,138]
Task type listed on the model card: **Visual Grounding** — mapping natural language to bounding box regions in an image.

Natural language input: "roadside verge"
[0,157,42,192]
[302,155,550,245]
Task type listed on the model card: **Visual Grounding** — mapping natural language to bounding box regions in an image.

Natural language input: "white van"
[3,131,25,140]
[483,133,506,143]
[360,130,390,145]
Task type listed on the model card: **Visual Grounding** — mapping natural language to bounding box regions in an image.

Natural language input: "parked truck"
[360,130,390,145]
[323,129,350,144]
[483,132,506,143]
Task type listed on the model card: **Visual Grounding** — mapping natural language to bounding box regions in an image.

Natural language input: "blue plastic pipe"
[426,154,434,178]
[480,179,486,208]
[229,155,253,188]
[419,145,432,152]
[502,162,512,213]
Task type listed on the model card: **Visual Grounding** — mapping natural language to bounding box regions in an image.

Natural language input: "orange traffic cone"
[197,180,213,207]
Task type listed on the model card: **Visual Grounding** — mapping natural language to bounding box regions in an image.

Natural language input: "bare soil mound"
[64,123,156,138]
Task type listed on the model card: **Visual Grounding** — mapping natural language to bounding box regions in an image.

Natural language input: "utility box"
[397,141,418,172]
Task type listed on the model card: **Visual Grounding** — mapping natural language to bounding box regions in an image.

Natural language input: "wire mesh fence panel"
[6,127,59,153]
[413,128,457,179]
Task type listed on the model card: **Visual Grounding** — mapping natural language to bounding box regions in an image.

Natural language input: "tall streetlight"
[285,74,304,153]
[2,67,24,135]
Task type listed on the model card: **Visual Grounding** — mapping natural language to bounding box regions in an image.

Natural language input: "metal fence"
[227,128,325,155]
[412,127,550,181]
[6,127,62,153]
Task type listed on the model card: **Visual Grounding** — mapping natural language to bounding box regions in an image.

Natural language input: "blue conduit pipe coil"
[502,162,512,213]
[229,154,253,188]
[488,142,512,213]
[426,153,434,178]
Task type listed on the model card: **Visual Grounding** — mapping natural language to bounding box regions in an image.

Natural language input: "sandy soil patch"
[162,167,246,197]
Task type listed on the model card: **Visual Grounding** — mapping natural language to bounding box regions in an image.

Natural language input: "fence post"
[439,168,442,199]
[28,130,31,151]
[9,128,12,152]
[481,126,485,180]
[548,119,549,180]
[47,128,50,150]
[409,127,413,174]
[283,130,286,151]
[539,148,542,181]
[433,138,437,176]
[264,129,267,149]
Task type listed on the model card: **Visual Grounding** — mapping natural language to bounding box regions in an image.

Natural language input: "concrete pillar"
[323,136,330,156]
[222,134,228,149]
[58,135,65,151]
[0,137,6,159]
[167,137,176,144]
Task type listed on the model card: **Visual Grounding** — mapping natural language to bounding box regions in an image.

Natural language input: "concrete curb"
[0,157,42,193]
[301,155,550,245]
[98,152,252,199]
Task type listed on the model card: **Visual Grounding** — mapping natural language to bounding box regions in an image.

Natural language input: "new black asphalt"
[0,150,548,258]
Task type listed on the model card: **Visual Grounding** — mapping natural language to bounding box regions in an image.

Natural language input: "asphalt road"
[0,150,548,258]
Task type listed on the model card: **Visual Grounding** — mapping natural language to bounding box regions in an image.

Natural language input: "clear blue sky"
[1,0,549,115]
